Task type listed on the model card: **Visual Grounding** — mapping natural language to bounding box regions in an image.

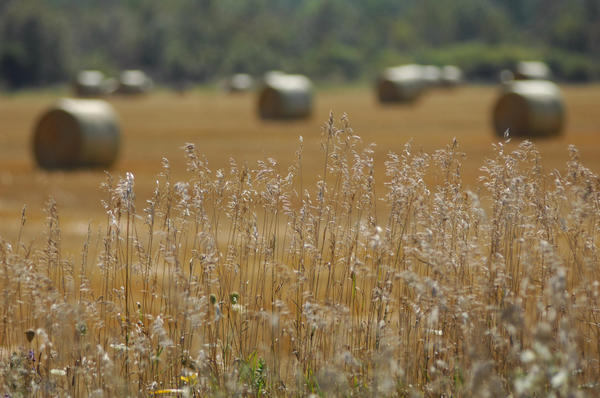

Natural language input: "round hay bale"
[514,61,551,81]
[377,64,426,103]
[258,73,313,119]
[492,80,565,138]
[32,98,120,169]
[263,70,286,82]
[421,65,442,88]
[440,65,463,87]
[117,70,153,95]
[225,73,254,93]
[73,70,108,97]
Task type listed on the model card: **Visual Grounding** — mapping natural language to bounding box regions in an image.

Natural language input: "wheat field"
[0,84,599,396]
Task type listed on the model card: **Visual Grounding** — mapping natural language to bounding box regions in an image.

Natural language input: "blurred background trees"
[0,0,599,89]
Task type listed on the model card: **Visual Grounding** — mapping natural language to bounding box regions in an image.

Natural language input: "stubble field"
[1,84,598,248]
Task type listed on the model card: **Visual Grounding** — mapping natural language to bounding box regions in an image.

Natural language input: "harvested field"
[1,85,598,250]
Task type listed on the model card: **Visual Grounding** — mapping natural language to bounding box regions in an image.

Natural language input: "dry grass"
[1,85,599,249]
[0,85,600,396]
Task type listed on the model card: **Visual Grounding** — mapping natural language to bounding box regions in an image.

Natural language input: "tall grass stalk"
[0,113,599,397]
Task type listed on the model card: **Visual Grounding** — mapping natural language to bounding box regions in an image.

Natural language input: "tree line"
[1,0,599,89]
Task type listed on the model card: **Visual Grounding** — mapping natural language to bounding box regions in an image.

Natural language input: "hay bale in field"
[225,73,254,93]
[262,70,286,82]
[258,73,313,119]
[73,70,111,97]
[116,70,153,95]
[422,65,443,88]
[32,98,120,169]
[514,61,551,81]
[377,64,426,103]
[440,65,463,87]
[493,80,565,138]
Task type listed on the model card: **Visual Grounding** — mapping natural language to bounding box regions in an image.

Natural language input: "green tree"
[0,1,71,88]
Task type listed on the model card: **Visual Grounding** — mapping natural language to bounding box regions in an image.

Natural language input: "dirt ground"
[1,84,599,253]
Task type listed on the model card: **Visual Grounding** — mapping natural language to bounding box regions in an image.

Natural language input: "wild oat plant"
[1,113,599,397]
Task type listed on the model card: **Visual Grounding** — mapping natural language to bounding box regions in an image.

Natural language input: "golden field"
[0,84,598,249]
[1,84,600,396]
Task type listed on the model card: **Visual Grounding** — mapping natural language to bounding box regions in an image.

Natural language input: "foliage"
[0,0,599,88]
[238,352,268,396]
[0,1,71,89]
